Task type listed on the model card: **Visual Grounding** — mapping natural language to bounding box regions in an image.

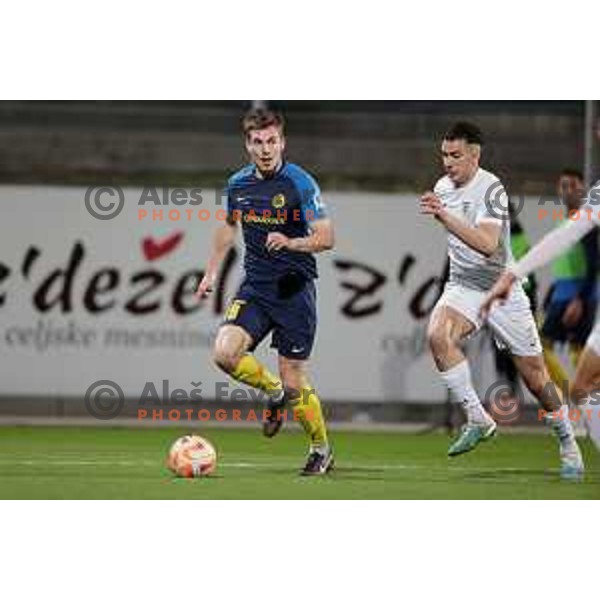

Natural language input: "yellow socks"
[289,382,329,450]
[231,354,282,395]
[230,355,329,450]
[543,342,570,391]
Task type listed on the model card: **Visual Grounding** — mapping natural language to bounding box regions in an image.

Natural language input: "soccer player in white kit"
[421,122,583,480]
[482,179,600,455]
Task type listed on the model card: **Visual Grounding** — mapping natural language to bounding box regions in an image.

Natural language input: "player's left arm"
[266,218,335,253]
[420,191,501,256]
[288,218,335,253]
[265,170,335,254]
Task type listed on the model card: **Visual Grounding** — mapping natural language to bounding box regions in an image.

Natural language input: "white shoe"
[560,439,584,481]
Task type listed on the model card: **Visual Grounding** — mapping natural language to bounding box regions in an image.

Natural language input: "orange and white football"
[166,434,217,478]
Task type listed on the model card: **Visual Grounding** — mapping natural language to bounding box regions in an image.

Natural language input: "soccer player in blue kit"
[196,108,335,475]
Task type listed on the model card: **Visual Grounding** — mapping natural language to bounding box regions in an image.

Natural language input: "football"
[166,434,217,478]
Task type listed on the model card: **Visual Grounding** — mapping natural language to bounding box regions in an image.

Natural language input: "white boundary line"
[0,457,594,477]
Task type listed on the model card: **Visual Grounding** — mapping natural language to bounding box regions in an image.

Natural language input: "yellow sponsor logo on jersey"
[225,299,246,321]
[271,194,286,209]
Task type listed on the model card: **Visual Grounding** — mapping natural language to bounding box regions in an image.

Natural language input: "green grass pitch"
[1,426,599,499]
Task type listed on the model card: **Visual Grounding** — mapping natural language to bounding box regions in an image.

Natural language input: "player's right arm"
[195,219,238,299]
[420,191,501,256]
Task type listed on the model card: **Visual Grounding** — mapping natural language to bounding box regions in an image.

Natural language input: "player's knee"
[212,346,241,374]
[212,326,250,374]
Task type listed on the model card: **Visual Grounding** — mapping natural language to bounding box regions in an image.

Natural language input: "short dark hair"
[242,108,285,137]
[443,122,484,146]
[559,168,584,181]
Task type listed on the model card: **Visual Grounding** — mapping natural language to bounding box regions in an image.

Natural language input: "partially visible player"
[196,108,335,475]
[541,169,598,389]
[421,122,583,479]
[481,180,600,450]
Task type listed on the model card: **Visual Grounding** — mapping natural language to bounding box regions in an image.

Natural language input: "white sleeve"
[433,179,446,197]
[512,215,597,278]
[476,181,508,225]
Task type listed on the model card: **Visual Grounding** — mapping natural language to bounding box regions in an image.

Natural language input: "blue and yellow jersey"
[226,161,327,282]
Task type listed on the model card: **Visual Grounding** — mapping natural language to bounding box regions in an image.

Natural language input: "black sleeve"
[579,230,598,299]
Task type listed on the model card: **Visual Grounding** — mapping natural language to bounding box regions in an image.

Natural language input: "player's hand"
[562,297,584,328]
[420,192,445,217]
[195,272,216,299]
[265,232,290,252]
[479,271,517,319]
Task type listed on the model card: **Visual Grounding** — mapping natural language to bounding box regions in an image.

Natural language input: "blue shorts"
[222,275,317,360]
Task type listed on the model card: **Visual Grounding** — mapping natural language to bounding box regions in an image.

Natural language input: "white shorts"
[435,282,542,357]
[585,321,600,356]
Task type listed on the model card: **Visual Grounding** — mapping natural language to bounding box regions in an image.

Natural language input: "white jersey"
[434,168,512,291]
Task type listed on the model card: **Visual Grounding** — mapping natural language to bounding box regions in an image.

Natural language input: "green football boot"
[448,421,497,457]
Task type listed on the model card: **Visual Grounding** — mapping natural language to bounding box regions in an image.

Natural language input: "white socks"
[439,361,491,425]
[581,398,600,451]
[544,408,576,444]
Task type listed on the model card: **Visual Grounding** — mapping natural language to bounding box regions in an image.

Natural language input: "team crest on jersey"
[271,194,286,209]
